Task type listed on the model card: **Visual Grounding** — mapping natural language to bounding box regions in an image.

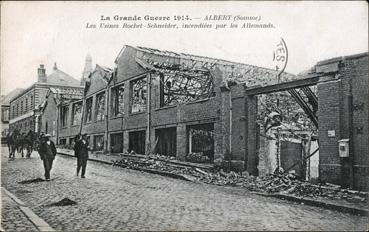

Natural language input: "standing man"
[38,134,56,181]
[76,133,89,178]
[73,134,81,157]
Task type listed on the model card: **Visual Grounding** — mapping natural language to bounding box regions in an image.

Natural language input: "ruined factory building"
[52,45,294,167]
[32,47,368,191]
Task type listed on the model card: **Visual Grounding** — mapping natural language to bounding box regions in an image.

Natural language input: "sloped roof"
[89,64,113,83]
[42,69,81,87]
[1,88,25,105]
[117,45,296,87]
[49,87,84,96]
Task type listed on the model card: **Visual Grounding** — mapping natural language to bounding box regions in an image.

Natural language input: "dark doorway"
[280,141,303,177]
[155,127,176,157]
[129,130,146,154]
[110,133,123,153]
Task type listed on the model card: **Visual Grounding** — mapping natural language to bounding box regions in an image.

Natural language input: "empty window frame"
[155,127,176,157]
[110,133,123,153]
[188,123,214,161]
[72,101,82,125]
[45,121,48,134]
[30,95,34,109]
[59,138,66,145]
[96,92,106,121]
[85,97,93,123]
[129,130,146,154]
[160,72,214,107]
[94,135,104,151]
[2,108,9,122]
[60,105,69,127]
[12,106,15,119]
[111,84,124,117]
[131,77,147,113]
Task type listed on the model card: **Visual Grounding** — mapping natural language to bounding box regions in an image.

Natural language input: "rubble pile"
[113,157,195,175]
[112,156,368,205]
[185,152,210,163]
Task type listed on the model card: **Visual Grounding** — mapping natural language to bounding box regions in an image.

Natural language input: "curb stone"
[2,187,55,231]
[57,152,368,216]
[57,152,194,181]
[256,192,368,216]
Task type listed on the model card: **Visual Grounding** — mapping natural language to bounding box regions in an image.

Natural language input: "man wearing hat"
[76,133,89,178]
[38,134,56,181]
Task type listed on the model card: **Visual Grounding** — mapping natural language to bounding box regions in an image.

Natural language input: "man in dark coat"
[38,134,56,181]
[76,134,89,178]
[73,134,81,157]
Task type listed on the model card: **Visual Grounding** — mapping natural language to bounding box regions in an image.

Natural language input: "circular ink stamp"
[273,37,288,78]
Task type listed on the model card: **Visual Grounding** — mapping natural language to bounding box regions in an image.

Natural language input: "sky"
[1,1,368,95]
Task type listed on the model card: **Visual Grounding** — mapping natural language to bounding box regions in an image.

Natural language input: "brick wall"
[116,46,147,82]
[317,53,368,190]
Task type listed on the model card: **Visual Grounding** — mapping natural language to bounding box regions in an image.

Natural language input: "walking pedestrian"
[38,134,56,181]
[76,133,89,178]
[73,134,81,157]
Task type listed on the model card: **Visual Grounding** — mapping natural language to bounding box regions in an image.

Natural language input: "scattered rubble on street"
[112,154,368,206]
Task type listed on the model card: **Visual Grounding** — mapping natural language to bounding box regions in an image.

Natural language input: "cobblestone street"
[1,188,38,232]
[1,147,368,231]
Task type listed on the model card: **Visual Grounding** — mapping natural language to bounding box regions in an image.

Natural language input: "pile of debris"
[112,155,368,205]
[185,152,211,163]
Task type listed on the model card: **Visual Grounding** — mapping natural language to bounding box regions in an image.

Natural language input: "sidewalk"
[57,148,213,170]
[1,188,54,232]
[57,148,368,216]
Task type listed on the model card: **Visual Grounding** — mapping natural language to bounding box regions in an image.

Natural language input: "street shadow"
[18,178,45,184]
[45,197,77,207]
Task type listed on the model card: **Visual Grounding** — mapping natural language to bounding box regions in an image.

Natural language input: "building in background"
[1,88,24,143]
[8,59,89,134]
[37,87,84,143]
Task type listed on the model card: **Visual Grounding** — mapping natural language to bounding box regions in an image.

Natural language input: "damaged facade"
[57,45,294,168]
[38,46,368,191]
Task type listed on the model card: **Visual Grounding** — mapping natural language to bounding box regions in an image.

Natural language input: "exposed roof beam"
[245,74,323,96]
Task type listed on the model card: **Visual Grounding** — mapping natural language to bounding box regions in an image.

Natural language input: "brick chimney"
[38,64,46,82]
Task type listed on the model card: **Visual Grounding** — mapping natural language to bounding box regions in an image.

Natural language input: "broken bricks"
[111,155,368,206]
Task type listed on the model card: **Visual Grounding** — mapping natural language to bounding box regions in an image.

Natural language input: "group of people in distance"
[37,133,89,181]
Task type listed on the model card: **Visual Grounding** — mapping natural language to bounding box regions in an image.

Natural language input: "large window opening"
[129,130,146,154]
[110,133,123,153]
[60,105,68,127]
[94,135,104,151]
[30,95,33,109]
[159,72,214,107]
[96,92,105,121]
[131,77,147,113]
[85,97,93,123]
[72,101,82,125]
[45,121,48,134]
[188,123,214,162]
[59,138,66,145]
[155,127,176,157]
[111,84,125,117]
